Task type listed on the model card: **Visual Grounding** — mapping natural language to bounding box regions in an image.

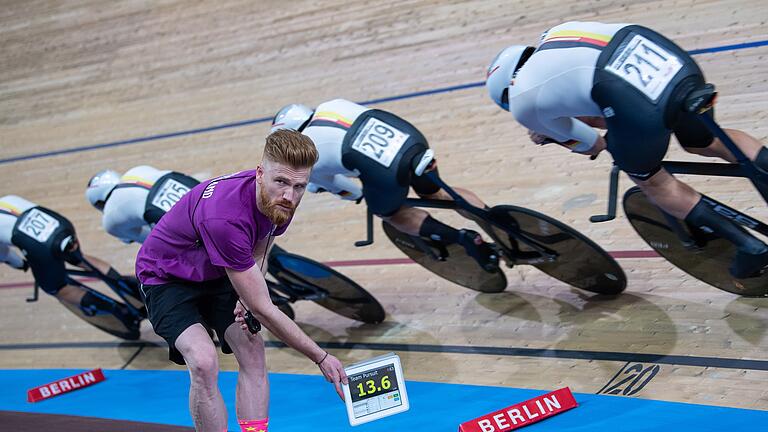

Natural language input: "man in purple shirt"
[136,130,346,432]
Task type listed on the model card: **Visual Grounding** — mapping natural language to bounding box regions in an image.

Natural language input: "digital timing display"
[348,364,400,404]
[343,353,409,425]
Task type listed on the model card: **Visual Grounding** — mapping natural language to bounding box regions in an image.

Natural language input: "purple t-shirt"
[135,170,290,285]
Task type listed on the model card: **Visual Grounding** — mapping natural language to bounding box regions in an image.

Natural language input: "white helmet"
[270,104,314,133]
[86,169,120,211]
[485,45,535,111]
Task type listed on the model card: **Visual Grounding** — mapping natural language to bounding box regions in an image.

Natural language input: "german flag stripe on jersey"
[119,175,154,190]
[308,111,353,131]
[0,201,22,216]
[537,29,612,52]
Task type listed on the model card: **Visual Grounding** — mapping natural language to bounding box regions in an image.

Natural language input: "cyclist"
[486,21,768,278]
[86,165,200,244]
[0,194,141,338]
[271,99,499,272]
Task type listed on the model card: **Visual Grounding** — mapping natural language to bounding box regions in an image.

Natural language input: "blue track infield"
[1,369,765,431]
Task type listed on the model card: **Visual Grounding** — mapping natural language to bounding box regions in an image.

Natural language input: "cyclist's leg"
[382,206,428,237]
[37,271,139,335]
[83,253,143,301]
[407,165,497,270]
[79,252,113,274]
[631,169,700,220]
[595,55,768,277]
[384,206,498,272]
[68,242,142,302]
[675,107,766,164]
[631,168,768,277]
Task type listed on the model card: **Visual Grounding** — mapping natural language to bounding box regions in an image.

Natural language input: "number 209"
[360,124,395,157]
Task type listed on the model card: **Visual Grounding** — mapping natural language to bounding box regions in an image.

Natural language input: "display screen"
[348,364,402,418]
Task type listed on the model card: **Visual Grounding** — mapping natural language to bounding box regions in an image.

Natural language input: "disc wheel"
[624,186,768,296]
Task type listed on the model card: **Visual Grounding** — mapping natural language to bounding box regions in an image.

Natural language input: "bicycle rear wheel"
[268,251,385,323]
[483,205,626,294]
[624,186,768,296]
[382,221,507,293]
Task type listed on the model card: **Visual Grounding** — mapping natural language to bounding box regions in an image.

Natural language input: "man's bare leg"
[382,195,497,271]
[635,168,768,277]
[632,169,700,219]
[684,128,764,162]
[383,207,429,236]
[55,284,86,307]
[175,324,228,432]
[81,253,115,275]
[224,323,269,421]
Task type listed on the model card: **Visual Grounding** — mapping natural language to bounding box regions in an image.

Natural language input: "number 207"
[24,212,51,237]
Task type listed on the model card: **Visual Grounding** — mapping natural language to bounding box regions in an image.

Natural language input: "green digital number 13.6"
[356,375,391,397]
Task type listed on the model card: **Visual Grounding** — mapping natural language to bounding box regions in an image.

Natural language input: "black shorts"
[341,109,440,217]
[592,25,715,180]
[140,277,238,365]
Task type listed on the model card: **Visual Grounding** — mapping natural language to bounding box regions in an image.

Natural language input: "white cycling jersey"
[509,21,630,152]
[102,165,169,244]
[301,99,369,201]
[0,195,36,269]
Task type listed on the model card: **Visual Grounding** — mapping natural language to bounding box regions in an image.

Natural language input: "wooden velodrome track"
[1,0,767,414]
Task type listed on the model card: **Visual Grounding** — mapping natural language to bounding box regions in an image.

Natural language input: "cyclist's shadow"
[277,321,459,379]
[724,297,768,345]
[473,287,679,356]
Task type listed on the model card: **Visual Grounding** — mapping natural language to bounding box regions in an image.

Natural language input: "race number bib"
[605,35,683,102]
[151,179,192,211]
[18,209,60,243]
[350,118,410,168]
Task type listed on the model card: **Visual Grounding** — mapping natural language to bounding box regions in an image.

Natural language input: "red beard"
[258,185,294,226]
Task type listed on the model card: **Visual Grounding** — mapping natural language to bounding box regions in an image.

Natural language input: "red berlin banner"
[459,387,578,432]
[27,368,106,402]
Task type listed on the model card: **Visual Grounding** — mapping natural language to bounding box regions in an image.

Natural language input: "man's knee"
[631,166,672,187]
[226,325,266,369]
[632,169,683,201]
[185,346,219,381]
[177,329,219,380]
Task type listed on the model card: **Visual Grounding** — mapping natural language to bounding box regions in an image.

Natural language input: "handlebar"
[589,165,621,223]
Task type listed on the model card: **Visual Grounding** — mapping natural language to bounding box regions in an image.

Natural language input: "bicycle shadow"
[724,296,768,345]
[473,288,679,356]
[293,321,460,380]
[473,290,543,323]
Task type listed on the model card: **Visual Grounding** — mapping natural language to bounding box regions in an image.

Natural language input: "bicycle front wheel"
[268,251,385,324]
[484,205,626,295]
